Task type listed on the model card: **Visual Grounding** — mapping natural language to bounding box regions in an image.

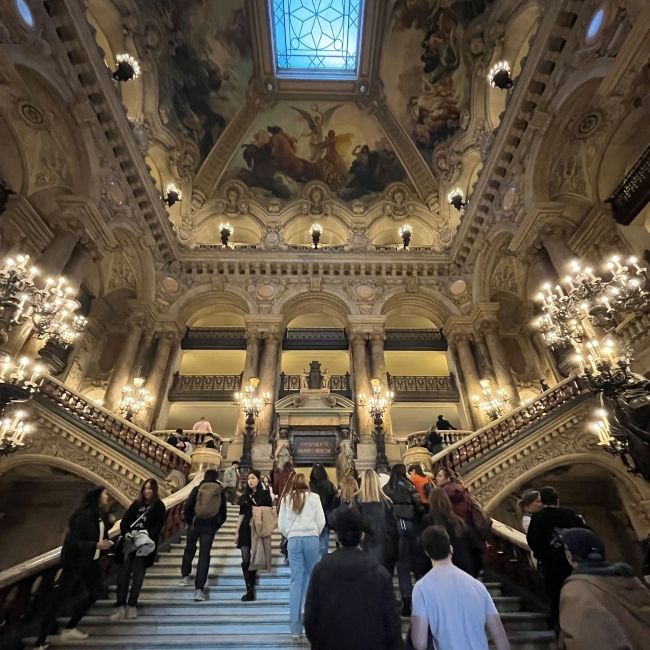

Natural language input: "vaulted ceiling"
[86,0,539,251]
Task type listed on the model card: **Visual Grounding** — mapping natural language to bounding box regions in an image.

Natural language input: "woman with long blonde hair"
[278,473,325,639]
[356,469,396,571]
[327,476,358,533]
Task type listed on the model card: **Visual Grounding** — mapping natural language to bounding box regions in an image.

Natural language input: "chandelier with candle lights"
[471,378,510,421]
[118,377,152,421]
[534,253,650,477]
[359,378,393,471]
[0,254,87,346]
[235,377,271,472]
[0,354,44,455]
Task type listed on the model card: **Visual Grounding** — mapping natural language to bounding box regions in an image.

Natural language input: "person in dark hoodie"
[304,507,402,650]
[34,486,113,649]
[559,528,650,650]
[526,486,587,628]
[111,478,166,620]
[309,463,338,558]
[179,469,227,602]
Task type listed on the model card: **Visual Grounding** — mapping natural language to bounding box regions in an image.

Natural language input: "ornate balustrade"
[0,477,199,632]
[283,328,348,350]
[405,429,473,449]
[181,327,246,350]
[168,373,242,401]
[36,378,191,476]
[430,376,589,477]
[387,374,459,401]
[279,372,352,398]
[151,429,223,451]
[384,329,446,351]
[608,144,650,224]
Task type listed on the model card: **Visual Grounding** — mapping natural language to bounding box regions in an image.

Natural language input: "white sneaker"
[110,606,126,621]
[291,634,300,641]
[194,589,206,601]
[60,628,90,641]
[179,575,192,586]
[126,606,138,619]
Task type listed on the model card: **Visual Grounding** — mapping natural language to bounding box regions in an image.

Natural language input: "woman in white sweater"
[278,472,325,639]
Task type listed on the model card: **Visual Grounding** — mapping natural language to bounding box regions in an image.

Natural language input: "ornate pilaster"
[349,330,372,441]
[446,328,483,429]
[236,328,262,438]
[541,228,576,276]
[481,321,521,406]
[256,327,282,440]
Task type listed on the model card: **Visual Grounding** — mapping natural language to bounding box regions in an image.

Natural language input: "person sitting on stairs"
[179,469,227,601]
[236,470,273,602]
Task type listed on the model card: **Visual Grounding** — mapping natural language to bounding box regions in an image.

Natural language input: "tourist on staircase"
[304,508,402,650]
[192,415,213,433]
[236,469,273,602]
[327,475,359,531]
[34,486,114,649]
[408,464,434,505]
[111,478,166,620]
[383,463,426,616]
[434,468,472,526]
[526,486,588,629]
[309,463,338,558]
[261,474,275,501]
[517,489,542,533]
[355,468,396,572]
[179,469,227,602]
[222,460,241,505]
[278,472,325,640]
[421,488,481,577]
[410,525,510,650]
[559,527,650,649]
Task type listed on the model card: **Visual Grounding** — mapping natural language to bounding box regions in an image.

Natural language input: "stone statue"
[321,367,330,390]
[275,431,293,469]
[336,436,355,483]
[301,369,310,390]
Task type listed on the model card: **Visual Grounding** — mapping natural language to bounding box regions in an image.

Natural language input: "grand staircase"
[32,505,556,650]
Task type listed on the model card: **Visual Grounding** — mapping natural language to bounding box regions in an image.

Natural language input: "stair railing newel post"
[240,410,256,476]
[373,410,389,473]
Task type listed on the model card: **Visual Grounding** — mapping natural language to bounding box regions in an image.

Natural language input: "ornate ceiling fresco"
[380,0,494,170]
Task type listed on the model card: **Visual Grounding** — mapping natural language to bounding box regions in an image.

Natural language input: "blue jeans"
[318,526,330,557]
[287,536,320,635]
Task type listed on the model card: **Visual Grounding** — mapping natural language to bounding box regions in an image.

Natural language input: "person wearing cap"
[559,527,650,649]
[304,508,402,650]
[526,486,587,628]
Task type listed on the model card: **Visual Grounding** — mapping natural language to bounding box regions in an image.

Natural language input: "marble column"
[454,334,485,428]
[61,241,93,289]
[368,332,394,440]
[482,323,520,406]
[236,331,262,437]
[257,332,281,439]
[133,328,155,379]
[103,320,144,411]
[350,332,372,441]
[542,233,575,276]
[140,332,177,429]
[475,334,496,382]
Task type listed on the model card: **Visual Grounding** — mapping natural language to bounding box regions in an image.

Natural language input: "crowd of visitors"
[32,461,650,650]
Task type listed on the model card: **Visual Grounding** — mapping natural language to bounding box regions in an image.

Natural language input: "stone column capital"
[369,332,386,344]
[348,331,369,344]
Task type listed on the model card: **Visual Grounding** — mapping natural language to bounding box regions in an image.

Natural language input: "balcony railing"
[282,328,348,350]
[168,373,242,401]
[182,328,246,350]
[384,329,446,350]
[405,429,474,449]
[279,372,352,398]
[37,378,191,476]
[430,376,588,477]
[387,374,459,401]
[608,144,650,225]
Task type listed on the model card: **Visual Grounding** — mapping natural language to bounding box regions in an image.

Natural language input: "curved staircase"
[27,505,556,650]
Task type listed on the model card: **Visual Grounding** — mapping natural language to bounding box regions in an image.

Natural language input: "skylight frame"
[270,0,365,80]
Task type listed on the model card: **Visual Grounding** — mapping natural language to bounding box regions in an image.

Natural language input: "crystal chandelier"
[163,183,182,207]
[487,61,513,89]
[113,53,141,82]
[0,255,87,346]
[118,377,152,421]
[398,225,412,250]
[310,224,323,249]
[359,379,393,471]
[235,377,271,418]
[471,378,510,421]
[0,409,30,456]
[220,223,233,248]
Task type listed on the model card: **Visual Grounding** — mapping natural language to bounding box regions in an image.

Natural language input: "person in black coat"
[309,463,338,558]
[383,464,426,616]
[35,486,113,648]
[305,508,402,650]
[180,469,228,600]
[526,486,588,628]
[236,470,273,601]
[111,478,166,619]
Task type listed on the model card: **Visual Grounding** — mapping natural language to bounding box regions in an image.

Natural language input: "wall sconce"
[488,61,513,89]
[113,53,141,82]
[398,224,412,250]
[220,223,233,248]
[163,184,182,207]
[310,224,323,249]
[447,188,467,212]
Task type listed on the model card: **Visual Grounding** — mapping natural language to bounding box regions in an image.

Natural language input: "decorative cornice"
[3,195,53,253]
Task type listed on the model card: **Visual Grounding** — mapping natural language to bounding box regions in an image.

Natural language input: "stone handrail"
[0,475,201,627]
[406,429,473,449]
[151,429,223,451]
[430,376,588,476]
[37,377,191,476]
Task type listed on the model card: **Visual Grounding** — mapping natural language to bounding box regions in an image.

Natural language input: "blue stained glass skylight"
[271,0,363,77]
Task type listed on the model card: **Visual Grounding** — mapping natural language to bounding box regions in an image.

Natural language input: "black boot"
[240,563,255,602]
[401,596,412,617]
[250,569,258,586]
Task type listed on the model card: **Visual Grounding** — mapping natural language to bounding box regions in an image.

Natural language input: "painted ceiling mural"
[220,101,410,203]
[148,0,253,164]
[381,0,494,169]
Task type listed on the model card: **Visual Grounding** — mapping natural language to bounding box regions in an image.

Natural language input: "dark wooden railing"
[168,372,242,401]
[37,378,191,476]
[279,372,352,398]
[430,376,588,476]
[384,328,446,350]
[182,328,246,350]
[282,328,348,350]
[388,373,458,401]
[0,478,197,632]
